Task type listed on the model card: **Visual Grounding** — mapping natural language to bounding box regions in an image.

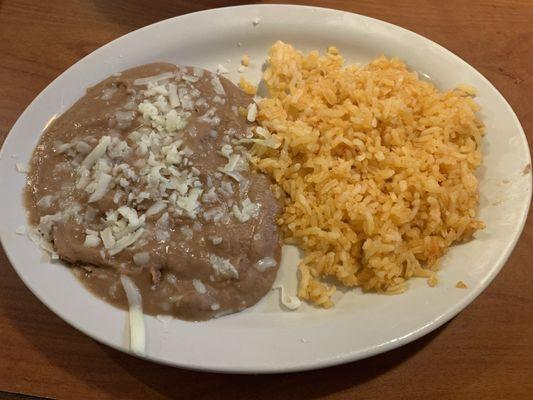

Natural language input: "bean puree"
[25,63,282,321]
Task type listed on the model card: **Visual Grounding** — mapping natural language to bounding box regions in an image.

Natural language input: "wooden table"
[1,1,532,399]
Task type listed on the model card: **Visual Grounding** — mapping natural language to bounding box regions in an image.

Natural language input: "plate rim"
[0,4,531,374]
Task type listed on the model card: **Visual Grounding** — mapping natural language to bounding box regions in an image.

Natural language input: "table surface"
[1,0,532,399]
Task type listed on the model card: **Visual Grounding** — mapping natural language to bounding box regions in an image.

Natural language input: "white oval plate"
[0,5,531,373]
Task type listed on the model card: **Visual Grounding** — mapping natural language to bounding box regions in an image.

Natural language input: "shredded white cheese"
[87,172,112,203]
[36,195,55,209]
[176,187,203,216]
[209,254,239,279]
[167,83,179,108]
[225,154,240,172]
[75,141,92,154]
[100,227,116,249]
[220,144,233,158]
[117,206,139,227]
[113,191,123,204]
[120,275,146,355]
[210,76,226,96]
[246,103,258,122]
[202,187,218,203]
[217,168,243,182]
[101,87,118,100]
[145,201,167,217]
[232,198,259,223]
[216,64,229,74]
[192,67,204,77]
[211,236,223,245]
[255,257,277,271]
[133,252,150,266]
[81,136,111,169]
[133,71,174,86]
[108,227,145,256]
[192,279,207,294]
[165,109,186,132]
[156,314,173,323]
[273,285,302,310]
[84,234,101,247]
[182,74,199,83]
[15,162,28,173]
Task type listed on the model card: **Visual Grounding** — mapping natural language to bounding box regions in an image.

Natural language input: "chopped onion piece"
[120,275,145,356]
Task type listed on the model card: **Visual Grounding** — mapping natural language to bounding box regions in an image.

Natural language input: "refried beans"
[25,63,282,321]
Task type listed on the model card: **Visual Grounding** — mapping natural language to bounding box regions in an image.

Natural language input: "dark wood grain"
[1,1,532,399]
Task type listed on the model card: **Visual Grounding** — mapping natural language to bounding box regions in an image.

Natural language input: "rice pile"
[252,41,485,307]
